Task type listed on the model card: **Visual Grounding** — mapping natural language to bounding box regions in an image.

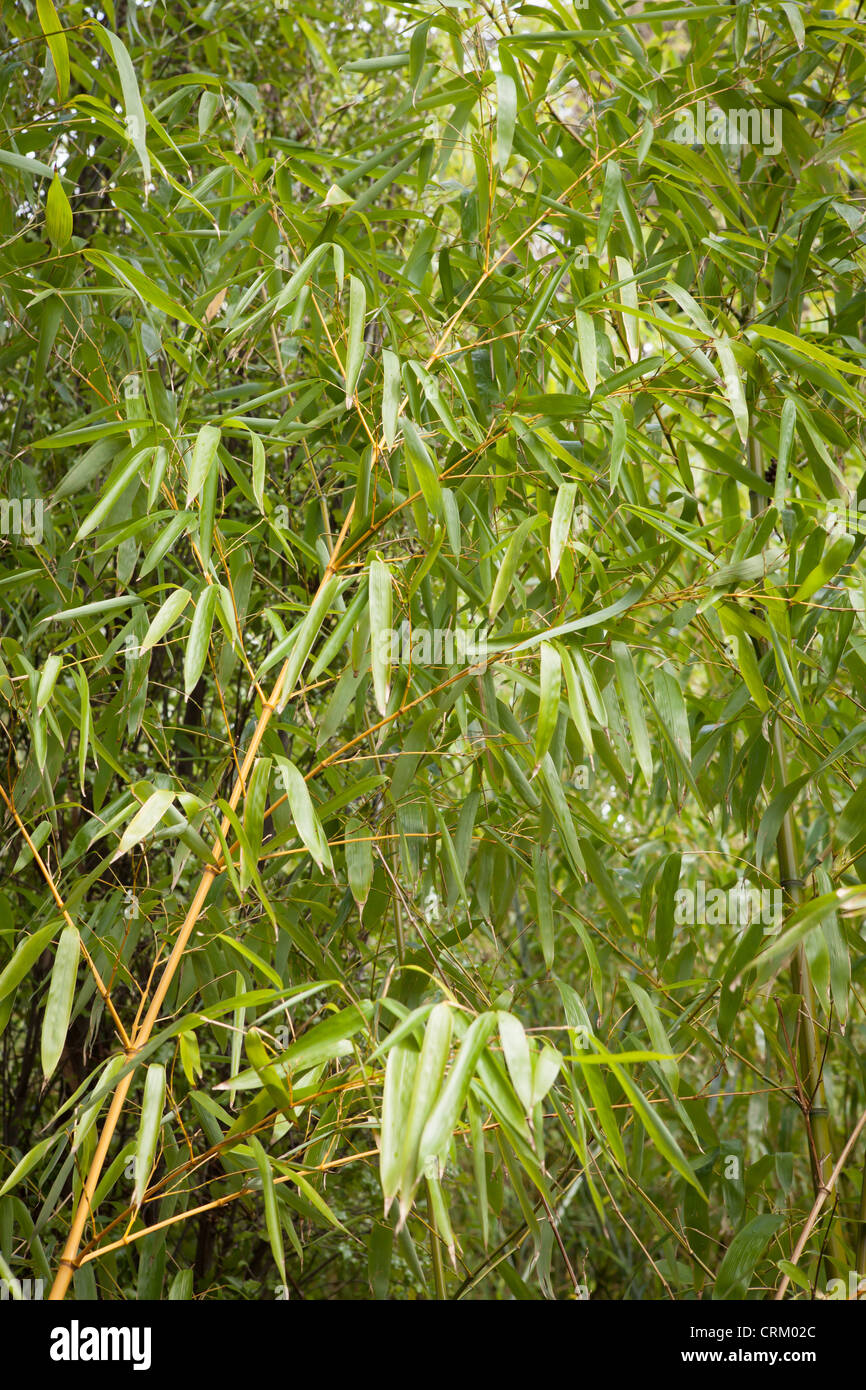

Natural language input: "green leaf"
[713,1214,785,1299]
[141,587,192,653]
[45,172,72,249]
[0,1131,63,1198]
[535,640,561,766]
[139,511,193,578]
[533,846,555,970]
[489,514,545,622]
[597,158,622,250]
[40,924,79,1081]
[345,275,367,407]
[609,402,626,490]
[184,585,218,694]
[774,398,796,509]
[243,756,272,869]
[36,653,62,714]
[186,424,221,505]
[715,337,749,443]
[611,1063,704,1197]
[0,921,58,1009]
[74,447,149,542]
[549,483,576,580]
[417,1012,497,1172]
[380,1041,419,1210]
[132,1063,166,1209]
[398,1003,453,1215]
[113,789,176,861]
[251,432,266,511]
[276,758,333,873]
[96,23,152,185]
[261,575,342,693]
[249,1135,286,1286]
[382,349,401,448]
[495,71,517,169]
[346,818,374,915]
[36,0,70,100]
[498,1011,532,1112]
[402,417,443,519]
[575,309,597,396]
[612,642,653,787]
[368,556,392,716]
[615,256,639,363]
[84,250,200,329]
[625,979,678,1093]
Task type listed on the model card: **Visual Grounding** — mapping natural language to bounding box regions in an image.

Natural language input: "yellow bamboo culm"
[50,514,355,1300]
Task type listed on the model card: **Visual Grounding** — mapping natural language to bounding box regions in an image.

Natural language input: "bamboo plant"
[0,0,865,1302]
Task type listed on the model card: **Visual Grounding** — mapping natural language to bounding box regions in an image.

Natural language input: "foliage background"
[1,0,865,1300]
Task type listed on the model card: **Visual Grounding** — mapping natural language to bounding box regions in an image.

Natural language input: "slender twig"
[774,1104,866,1300]
[0,782,130,1050]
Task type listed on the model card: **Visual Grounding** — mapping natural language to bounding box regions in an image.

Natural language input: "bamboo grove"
[1,0,865,1301]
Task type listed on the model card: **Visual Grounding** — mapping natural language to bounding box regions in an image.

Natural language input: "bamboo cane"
[774,1102,866,1299]
[772,720,848,1281]
[748,437,846,1281]
[48,506,355,1300]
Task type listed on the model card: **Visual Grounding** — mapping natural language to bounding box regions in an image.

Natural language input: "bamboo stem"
[774,1103,866,1299]
[748,438,846,1281]
[426,1181,447,1300]
[856,1148,866,1280]
[772,717,847,1282]
[48,507,356,1300]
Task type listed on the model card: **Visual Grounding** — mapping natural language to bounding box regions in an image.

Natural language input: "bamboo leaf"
[597,158,622,250]
[113,789,175,861]
[398,1003,452,1215]
[36,0,70,100]
[184,585,218,694]
[402,417,443,519]
[96,23,152,185]
[713,1214,785,1299]
[45,172,72,249]
[549,483,576,580]
[495,71,517,170]
[36,654,62,714]
[40,924,79,1081]
[368,556,392,715]
[276,758,333,873]
[249,1135,286,1286]
[84,250,200,328]
[575,309,597,396]
[612,642,653,787]
[533,846,555,969]
[382,349,401,448]
[417,1012,497,1173]
[140,587,192,654]
[535,640,561,767]
[498,1011,532,1112]
[774,398,797,509]
[715,337,749,443]
[345,275,367,407]
[132,1064,166,1209]
[0,922,58,1009]
[346,818,373,915]
[186,424,221,505]
[74,447,149,541]
[380,1042,418,1211]
[489,514,545,622]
